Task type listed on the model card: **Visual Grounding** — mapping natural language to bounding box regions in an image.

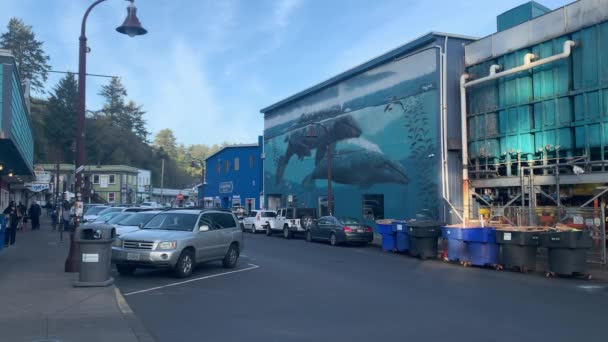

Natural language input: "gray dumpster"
[73,224,116,287]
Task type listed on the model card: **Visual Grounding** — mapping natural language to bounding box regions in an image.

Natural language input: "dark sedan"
[306,216,373,246]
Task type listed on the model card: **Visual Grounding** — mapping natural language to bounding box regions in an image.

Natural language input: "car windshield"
[119,212,157,226]
[249,211,258,217]
[85,206,108,215]
[96,212,120,222]
[107,213,133,224]
[338,217,362,225]
[143,213,198,231]
[261,212,276,218]
[97,207,124,216]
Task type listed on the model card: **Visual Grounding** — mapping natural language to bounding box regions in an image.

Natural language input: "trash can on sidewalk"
[496,228,542,272]
[407,221,444,259]
[377,220,396,252]
[393,220,409,252]
[540,230,592,277]
[73,224,116,287]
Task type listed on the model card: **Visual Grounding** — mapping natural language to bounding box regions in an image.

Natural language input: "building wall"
[263,35,471,222]
[204,141,263,211]
[466,4,608,174]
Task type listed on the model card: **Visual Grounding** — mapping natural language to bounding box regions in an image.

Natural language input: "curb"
[114,287,157,342]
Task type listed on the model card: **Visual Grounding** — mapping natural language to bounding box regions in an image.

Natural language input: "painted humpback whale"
[276,115,362,184]
[302,149,409,189]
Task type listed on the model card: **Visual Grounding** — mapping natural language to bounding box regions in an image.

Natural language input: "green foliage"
[0,18,51,93]
[98,77,149,142]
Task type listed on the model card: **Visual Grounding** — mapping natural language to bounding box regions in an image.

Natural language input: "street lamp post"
[65,0,147,273]
[307,122,333,216]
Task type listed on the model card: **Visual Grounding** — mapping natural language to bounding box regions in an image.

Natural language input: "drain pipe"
[459,39,576,223]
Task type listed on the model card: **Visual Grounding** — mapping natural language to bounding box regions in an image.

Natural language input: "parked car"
[114,210,162,237]
[306,216,373,246]
[89,211,123,224]
[83,205,110,222]
[271,207,316,239]
[106,212,135,228]
[141,201,161,208]
[242,210,277,234]
[112,209,243,278]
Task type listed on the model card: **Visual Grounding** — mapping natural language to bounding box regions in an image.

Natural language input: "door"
[195,214,220,262]
[310,217,326,240]
[276,209,285,228]
[245,211,257,229]
[210,212,238,257]
[317,217,333,240]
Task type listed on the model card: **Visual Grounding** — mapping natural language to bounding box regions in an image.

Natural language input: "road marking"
[114,288,134,314]
[123,263,260,296]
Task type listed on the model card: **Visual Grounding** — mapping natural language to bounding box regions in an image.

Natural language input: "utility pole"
[160,158,165,205]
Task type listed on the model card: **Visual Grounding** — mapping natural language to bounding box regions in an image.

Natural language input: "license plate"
[358,229,365,233]
[127,253,140,261]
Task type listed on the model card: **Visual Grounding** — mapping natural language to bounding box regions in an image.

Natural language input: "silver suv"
[112,209,243,278]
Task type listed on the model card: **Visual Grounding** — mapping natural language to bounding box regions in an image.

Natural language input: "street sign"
[75,165,85,174]
[219,182,233,193]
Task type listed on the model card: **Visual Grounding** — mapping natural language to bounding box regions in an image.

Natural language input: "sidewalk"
[0,217,155,342]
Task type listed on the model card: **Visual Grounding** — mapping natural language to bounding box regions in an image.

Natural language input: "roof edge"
[260,31,477,114]
[204,143,260,161]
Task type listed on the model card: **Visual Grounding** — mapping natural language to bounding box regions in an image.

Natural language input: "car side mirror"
[138,223,144,229]
[313,219,318,224]
[199,225,210,232]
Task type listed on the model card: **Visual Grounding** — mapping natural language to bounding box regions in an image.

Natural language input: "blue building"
[261,32,476,224]
[201,136,263,212]
[0,49,34,210]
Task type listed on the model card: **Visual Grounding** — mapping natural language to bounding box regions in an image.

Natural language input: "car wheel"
[174,250,195,278]
[301,215,314,229]
[330,233,338,246]
[306,230,313,242]
[222,244,239,268]
[265,225,272,236]
[116,264,135,276]
[283,226,292,239]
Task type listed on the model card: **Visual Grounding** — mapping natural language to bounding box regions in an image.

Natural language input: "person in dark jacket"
[3,201,19,246]
[29,201,42,230]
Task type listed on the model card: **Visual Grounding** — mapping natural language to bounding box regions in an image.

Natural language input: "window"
[224,160,229,173]
[144,213,198,231]
[249,155,254,168]
[261,211,276,218]
[93,175,100,184]
[109,174,116,184]
[234,157,239,171]
[249,211,258,217]
[216,161,220,174]
[362,194,384,220]
[108,192,115,203]
[211,212,237,229]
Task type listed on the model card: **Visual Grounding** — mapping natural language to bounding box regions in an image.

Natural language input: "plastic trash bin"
[407,221,443,259]
[381,233,396,252]
[73,224,116,287]
[442,226,467,261]
[540,230,592,277]
[496,229,541,272]
[461,227,498,266]
[376,220,394,234]
[392,221,409,252]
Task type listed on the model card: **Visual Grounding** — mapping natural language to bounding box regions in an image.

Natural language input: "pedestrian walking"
[17,201,26,230]
[62,201,72,232]
[29,201,42,230]
[50,204,58,231]
[3,201,19,246]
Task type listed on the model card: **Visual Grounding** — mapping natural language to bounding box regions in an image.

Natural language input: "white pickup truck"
[242,210,277,234]
[270,207,316,239]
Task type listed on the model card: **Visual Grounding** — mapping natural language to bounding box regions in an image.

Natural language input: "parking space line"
[123,263,260,296]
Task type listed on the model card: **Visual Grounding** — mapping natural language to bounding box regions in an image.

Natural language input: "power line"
[49,70,118,78]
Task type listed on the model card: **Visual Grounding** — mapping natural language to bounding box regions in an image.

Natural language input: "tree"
[98,77,127,124]
[44,73,79,162]
[154,129,178,158]
[0,18,51,93]
[125,100,149,141]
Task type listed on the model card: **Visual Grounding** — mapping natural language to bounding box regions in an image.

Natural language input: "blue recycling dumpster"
[392,220,409,252]
[375,220,395,234]
[381,233,396,252]
[442,226,467,261]
[462,227,498,266]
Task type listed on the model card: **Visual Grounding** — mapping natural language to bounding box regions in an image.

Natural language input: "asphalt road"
[115,233,608,342]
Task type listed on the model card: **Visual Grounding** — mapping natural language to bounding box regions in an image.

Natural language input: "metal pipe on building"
[460,39,577,223]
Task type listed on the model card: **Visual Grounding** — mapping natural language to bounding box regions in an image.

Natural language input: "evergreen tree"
[154,129,178,158]
[44,73,78,162]
[125,100,149,141]
[0,18,51,93]
[98,77,127,124]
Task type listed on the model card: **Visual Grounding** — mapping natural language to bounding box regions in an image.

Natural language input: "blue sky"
[1,0,571,146]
